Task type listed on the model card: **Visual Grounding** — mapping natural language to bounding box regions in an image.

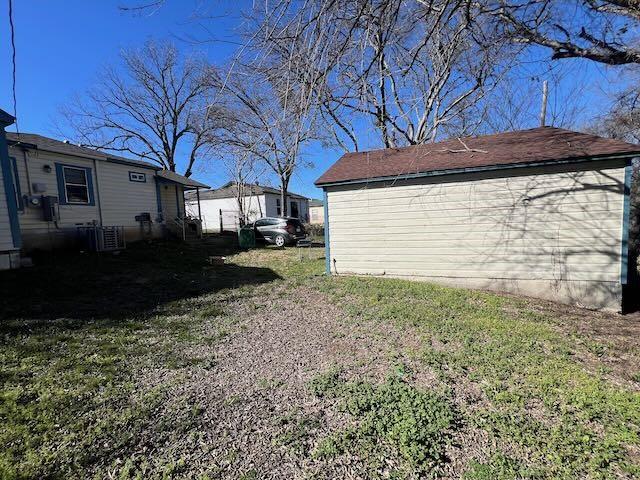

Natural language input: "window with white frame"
[62,166,90,204]
[129,171,146,182]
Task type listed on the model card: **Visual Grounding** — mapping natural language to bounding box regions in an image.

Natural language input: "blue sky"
[0,1,620,200]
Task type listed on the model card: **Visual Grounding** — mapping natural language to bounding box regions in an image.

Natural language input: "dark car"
[253,217,306,247]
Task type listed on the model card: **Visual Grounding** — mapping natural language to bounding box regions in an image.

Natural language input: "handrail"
[169,216,203,241]
[169,216,186,241]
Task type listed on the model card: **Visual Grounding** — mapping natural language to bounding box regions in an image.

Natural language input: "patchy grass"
[319,276,640,478]
[310,369,455,477]
[0,241,281,479]
[1,243,639,478]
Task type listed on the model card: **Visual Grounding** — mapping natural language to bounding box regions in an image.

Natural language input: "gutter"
[315,153,638,188]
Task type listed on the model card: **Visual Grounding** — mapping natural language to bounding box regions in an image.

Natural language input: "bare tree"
[61,40,222,176]
[248,0,517,150]
[483,62,590,132]
[590,82,640,142]
[488,0,640,65]
[216,65,316,216]
[219,149,267,223]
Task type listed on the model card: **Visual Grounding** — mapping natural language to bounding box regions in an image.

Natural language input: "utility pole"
[539,80,548,127]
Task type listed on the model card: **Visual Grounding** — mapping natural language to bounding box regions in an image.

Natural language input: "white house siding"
[325,161,628,310]
[188,192,310,232]
[309,205,324,224]
[264,193,310,221]
[9,147,166,250]
[159,182,185,236]
[11,148,101,250]
[92,161,162,242]
[188,195,266,232]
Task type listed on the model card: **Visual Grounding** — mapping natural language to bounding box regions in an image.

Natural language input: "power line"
[8,0,19,132]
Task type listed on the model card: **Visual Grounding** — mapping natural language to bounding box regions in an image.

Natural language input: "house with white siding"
[0,110,21,270]
[0,125,208,268]
[308,199,324,225]
[316,127,640,311]
[186,181,309,232]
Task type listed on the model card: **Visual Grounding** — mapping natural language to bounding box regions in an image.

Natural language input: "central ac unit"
[78,226,126,252]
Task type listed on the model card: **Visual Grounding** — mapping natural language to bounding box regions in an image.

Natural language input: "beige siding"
[159,182,183,221]
[326,161,627,309]
[96,161,158,226]
[309,205,324,224]
[159,182,186,237]
[11,148,101,233]
[8,147,164,249]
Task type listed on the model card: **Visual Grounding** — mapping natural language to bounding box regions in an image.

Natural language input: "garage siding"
[326,161,628,308]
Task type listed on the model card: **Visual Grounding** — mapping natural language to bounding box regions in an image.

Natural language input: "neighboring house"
[0,109,20,269]
[308,199,324,224]
[316,127,640,311]
[0,128,208,264]
[186,181,309,232]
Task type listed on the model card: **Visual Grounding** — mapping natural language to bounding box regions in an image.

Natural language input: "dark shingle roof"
[6,132,209,189]
[156,170,209,189]
[189,182,307,200]
[0,108,14,126]
[315,127,640,186]
[6,132,158,169]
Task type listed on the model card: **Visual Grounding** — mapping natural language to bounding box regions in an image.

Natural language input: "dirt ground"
[2,243,639,479]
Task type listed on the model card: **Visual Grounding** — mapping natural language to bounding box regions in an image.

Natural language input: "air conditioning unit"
[77,226,126,252]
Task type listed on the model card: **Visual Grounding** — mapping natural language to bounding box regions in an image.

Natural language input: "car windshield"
[286,219,303,228]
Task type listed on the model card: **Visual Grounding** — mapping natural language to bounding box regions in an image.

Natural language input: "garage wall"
[326,160,629,310]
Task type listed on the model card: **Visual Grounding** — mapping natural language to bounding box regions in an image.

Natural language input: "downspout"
[91,158,104,226]
[324,189,331,275]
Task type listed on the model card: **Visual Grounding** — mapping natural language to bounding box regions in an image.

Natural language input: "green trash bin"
[238,225,256,249]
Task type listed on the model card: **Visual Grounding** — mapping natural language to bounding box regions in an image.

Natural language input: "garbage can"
[238,225,256,249]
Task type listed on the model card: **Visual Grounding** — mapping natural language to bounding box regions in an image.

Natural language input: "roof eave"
[8,139,159,169]
[315,153,639,188]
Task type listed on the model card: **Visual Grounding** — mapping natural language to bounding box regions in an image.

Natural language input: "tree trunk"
[280,176,289,217]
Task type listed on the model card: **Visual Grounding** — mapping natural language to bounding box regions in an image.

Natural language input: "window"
[129,171,146,182]
[276,198,281,216]
[55,164,95,205]
[290,201,299,218]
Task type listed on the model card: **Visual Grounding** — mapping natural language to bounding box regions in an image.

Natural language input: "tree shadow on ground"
[0,240,280,332]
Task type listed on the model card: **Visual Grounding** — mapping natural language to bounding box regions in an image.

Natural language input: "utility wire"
[8,0,19,132]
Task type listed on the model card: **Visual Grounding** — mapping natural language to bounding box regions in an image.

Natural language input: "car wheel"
[275,235,286,247]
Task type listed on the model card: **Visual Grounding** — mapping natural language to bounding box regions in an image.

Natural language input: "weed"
[321,276,640,478]
[310,371,455,475]
[273,411,321,454]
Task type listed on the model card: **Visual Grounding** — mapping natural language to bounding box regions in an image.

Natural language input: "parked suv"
[253,217,306,247]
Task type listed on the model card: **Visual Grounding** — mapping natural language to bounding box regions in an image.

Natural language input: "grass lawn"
[1,242,639,479]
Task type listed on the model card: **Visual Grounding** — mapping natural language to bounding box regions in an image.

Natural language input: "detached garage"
[316,127,639,311]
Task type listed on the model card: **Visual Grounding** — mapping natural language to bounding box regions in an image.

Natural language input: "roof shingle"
[187,182,307,200]
[315,127,640,186]
[6,132,158,169]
